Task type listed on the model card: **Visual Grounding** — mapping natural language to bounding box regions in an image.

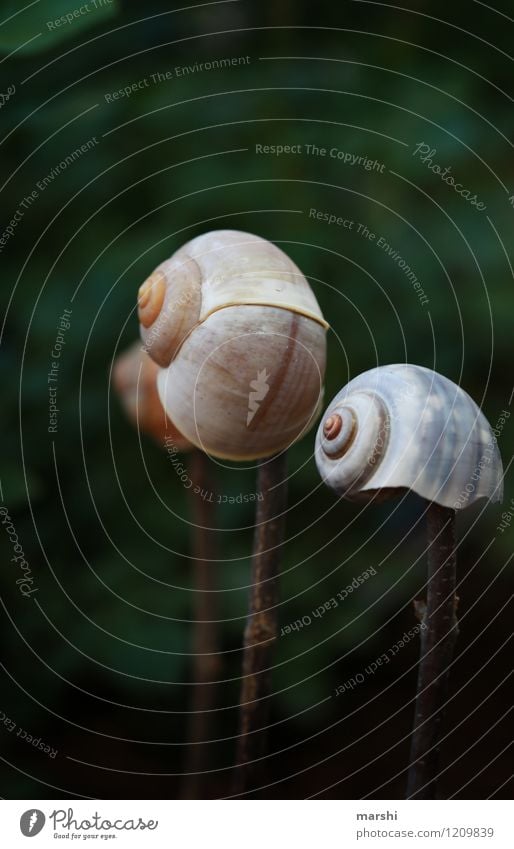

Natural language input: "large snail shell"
[316,364,503,509]
[139,230,328,460]
[113,343,192,451]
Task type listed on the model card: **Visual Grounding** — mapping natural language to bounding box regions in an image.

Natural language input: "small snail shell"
[138,230,328,460]
[112,342,192,450]
[316,364,503,509]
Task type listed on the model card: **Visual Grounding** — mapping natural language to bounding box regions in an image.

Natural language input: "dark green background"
[0,0,512,798]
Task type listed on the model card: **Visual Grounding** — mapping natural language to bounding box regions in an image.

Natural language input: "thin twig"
[232,452,288,796]
[407,502,459,799]
[181,450,221,799]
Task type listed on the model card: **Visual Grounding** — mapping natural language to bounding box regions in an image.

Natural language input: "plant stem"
[181,450,221,799]
[232,452,288,796]
[407,502,459,799]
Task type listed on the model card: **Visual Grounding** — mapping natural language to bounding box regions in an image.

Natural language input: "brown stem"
[407,502,459,799]
[180,450,221,799]
[232,452,288,796]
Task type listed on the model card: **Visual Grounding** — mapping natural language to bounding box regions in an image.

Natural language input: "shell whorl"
[156,304,326,460]
[138,230,328,461]
[113,343,191,450]
[316,364,504,509]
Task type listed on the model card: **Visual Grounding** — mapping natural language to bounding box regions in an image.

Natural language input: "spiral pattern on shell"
[316,364,503,509]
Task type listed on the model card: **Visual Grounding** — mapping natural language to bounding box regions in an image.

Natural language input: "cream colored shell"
[138,230,327,460]
[315,364,503,509]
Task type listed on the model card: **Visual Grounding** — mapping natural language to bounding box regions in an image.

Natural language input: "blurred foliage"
[0,0,512,797]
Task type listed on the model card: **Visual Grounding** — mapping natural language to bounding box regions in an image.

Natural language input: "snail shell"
[112,342,191,450]
[316,364,503,509]
[138,230,328,460]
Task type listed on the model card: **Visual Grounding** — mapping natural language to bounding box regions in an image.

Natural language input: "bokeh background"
[0,0,512,799]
